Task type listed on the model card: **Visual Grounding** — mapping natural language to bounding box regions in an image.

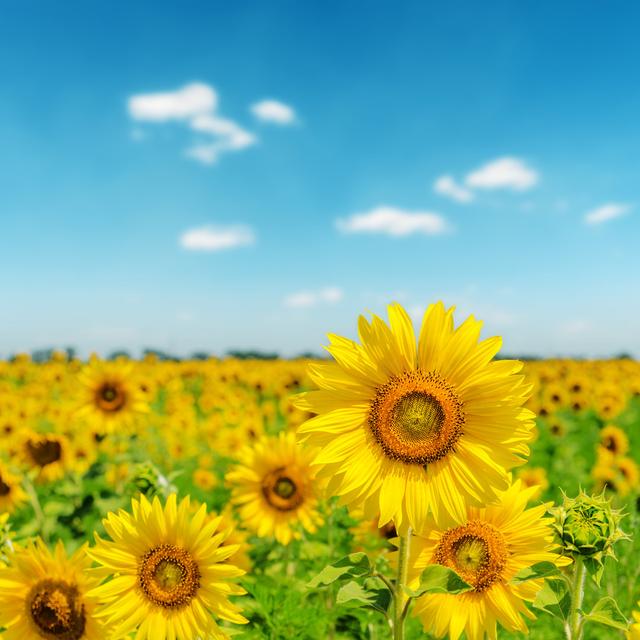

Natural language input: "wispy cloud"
[433,175,474,203]
[584,202,631,225]
[337,206,450,237]
[251,99,296,125]
[128,82,257,165]
[180,225,255,251]
[284,287,343,308]
[465,156,538,190]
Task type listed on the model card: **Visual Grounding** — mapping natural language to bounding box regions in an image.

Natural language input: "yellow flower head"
[296,302,534,530]
[404,480,568,640]
[0,462,27,513]
[599,424,629,456]
[0,539,105,639]
[88,493,247,640]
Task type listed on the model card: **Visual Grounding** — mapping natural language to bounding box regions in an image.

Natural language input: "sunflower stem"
[393,527,412,640]
[565,557,586,640]
[23,475,48,543]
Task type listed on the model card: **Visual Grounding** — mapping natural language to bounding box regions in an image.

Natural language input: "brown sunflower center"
[28,579,86,640]
[27,438,62,467]
[0,475,10,496]
[435,520,508,591]
[369,370,464,465]
[95,383,127,413]
[262,467,304,511]
[139,545,200,609]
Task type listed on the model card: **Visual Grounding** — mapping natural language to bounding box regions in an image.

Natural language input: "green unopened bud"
[127,462,174,499]
[552,490,628,584]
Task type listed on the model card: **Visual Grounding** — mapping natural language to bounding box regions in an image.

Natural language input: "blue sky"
[1,1,639,358]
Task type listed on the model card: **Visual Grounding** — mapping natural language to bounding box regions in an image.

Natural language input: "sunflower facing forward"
[0,539,104,639]
[227,431,322,545]
[404,480,568,640]
[77,359,149,433]
[88,493,247,640]
[295,302,535,531]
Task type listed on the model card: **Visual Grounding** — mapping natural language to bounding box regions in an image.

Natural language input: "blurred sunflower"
[227,431,321,545]
[77,359,148,433]
[0,539,104,639]
[88,493,247,640]
[629,603,640,640]
[404,480,568,640]
[296,302,534,530]
[0,462,26,513]
[599,425,629,456]
[20,430,71,482]
[515,466,549,499]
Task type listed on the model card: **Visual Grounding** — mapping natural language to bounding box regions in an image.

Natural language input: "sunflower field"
[0,302,639,640]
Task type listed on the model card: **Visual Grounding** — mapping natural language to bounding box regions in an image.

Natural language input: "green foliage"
[404,565,473,597]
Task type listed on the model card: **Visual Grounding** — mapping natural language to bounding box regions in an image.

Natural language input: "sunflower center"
[95,383,127,413]
[369,370,464,465]
[28,579,86,640]
[139,545,200,609]
[435,521,508,591]
[262,467,304,511]
[27,439,62,467]
[0,475,10,496]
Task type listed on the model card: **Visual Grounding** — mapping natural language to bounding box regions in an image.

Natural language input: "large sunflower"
[76,359,149,433]
[0,539,104,639]
[88,493,247,640]
[295,302,534,531]
[404,480,568,640]
[227,431,322,545]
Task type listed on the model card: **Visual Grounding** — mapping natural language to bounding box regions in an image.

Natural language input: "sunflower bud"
[128,462,175,499]
[552,490,627,583]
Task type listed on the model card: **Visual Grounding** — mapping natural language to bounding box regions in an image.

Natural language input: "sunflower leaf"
[336,579,392,614]
[532,577,571,620]
[307,552,373,588]
[581,596,629,631]
[511,561,561,583]
[404,564,473,597]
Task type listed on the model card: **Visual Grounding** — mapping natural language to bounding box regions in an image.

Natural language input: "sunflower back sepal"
[307,552,373,588]
[403,564,473,598]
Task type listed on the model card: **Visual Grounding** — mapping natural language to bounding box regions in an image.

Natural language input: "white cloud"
[180,225,255,251]
[584,203,631,225]
[127,82,256,165]
[128,83,217,122]
[284,287,343,308]
[433,175,474,203]
[251,99,296,125]
[336,206,450,237]
[465,157,538,191]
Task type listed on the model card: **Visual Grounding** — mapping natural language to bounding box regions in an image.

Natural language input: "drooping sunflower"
[76,359,149,433]
[88,493,247,640]
[0,462,26,512]
[295,302,534,531]
[227,431,322,545]
[403,480,568,640]
[0,539,105,639]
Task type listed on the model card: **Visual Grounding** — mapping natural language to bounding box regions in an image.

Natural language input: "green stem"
[565,557,586,640]
[23,475,48,542]
[393,527,412,640]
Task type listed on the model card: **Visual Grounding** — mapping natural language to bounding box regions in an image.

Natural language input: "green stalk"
[565,557,586,640]
[393,527,412,640]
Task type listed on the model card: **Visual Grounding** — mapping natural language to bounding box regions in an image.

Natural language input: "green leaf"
[532,578,571,621]
[404,564,473,597]
[512,561,561,583]
[581,596,629,631]
[336,579,392,614]
[307,552,372,588]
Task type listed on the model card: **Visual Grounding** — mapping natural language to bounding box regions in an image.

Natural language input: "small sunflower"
[404,480,568,640]
[599,424,629,456]
[515,466,549,499]
[88,493,247,640]
[0,462,26,513]
[77,359,148,433]
[227,431,322,545]
[296,302,534,531]
[20,430,70,482]
[0,539,104,639]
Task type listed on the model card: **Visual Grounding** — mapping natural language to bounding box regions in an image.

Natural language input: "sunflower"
[599,425,629,456]
[20,429,71,483]
[88,493,247,640]
[295,302,534,531]
[404,480,567,640]
[515,466,549,499]
[0,538,104,639]
[76,359,149,433]
[0,462,26,513]
[227,431,322,545]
